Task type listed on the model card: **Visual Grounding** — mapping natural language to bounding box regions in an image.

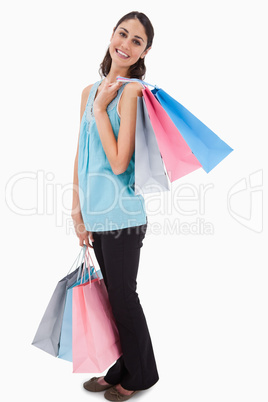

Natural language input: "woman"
[71,11,159,401]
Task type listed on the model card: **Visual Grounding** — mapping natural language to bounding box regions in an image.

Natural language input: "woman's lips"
[116,49,130,59]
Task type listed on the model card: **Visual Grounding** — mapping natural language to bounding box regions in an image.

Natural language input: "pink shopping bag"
[142,87,202,182]
[72,250,122,373]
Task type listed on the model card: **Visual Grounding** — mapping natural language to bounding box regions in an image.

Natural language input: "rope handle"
[67,245,86,277]
[66,245,98,285]
[76,245,88,281]
[116,75,159,89]
[81,247,101,287]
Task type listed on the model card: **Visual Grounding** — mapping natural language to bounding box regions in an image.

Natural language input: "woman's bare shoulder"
[81,83,94,101]
[80,84,94,119]
[118,82,143,116]
[122,81,143,97]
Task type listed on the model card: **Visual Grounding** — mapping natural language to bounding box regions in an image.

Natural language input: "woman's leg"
[93,223,159,391]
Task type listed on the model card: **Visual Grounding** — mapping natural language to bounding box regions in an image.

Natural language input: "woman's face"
[109,18,151,69]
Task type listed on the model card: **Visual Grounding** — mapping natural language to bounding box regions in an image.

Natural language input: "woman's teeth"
[116,49,129,58]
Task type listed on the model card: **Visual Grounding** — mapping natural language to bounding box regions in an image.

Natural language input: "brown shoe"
[83,376,113,392]
[104,386,139,401]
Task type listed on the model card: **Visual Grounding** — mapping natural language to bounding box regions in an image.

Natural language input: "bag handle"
[76,245,88,281]
[81,247,101,287]
[79,246,90,285]
[86,248,101,286]
[116,75,159,89]
[67,245,87,277]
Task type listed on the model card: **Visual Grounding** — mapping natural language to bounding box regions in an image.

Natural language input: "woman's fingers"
[88,231,94,243]
[78,232,94,249]
[87,231,94,248]
[79,236,93,248]
[94,80,123,111]
[108,81,123,89]
[72,216,94,248]
[87,242,94,249]
[76,226,93,248]
[79,236,88,248]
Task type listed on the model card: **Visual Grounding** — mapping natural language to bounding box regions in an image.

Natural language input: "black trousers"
[92,222,159,391]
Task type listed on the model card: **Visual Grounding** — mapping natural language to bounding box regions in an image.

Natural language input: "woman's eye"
[118,32,141,45]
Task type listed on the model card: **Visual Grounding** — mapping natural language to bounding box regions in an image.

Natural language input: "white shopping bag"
[134,96,170,195]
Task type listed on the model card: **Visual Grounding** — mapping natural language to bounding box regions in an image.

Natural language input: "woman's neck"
[105,64,130,84]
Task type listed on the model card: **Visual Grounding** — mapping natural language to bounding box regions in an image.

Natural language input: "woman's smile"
[115,48,130,59]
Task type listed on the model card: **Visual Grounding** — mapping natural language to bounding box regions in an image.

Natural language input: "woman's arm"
[94,81,142,175]
[71,85,92,219]
[72,84,95,248]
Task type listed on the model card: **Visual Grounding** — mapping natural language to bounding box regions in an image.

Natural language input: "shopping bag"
[32,245,87,356]
[72,249,122,373]
[57,269,89,362]
[134,96,170,194]
[58,257,103,362]
[143,87,202,181]
[117,76,233,175]
[152,87,233,172]
[117,76,202,182]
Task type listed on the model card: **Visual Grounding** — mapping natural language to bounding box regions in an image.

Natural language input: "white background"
[1,0,267,401]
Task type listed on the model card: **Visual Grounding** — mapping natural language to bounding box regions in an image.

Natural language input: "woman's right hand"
[72,213,94,248]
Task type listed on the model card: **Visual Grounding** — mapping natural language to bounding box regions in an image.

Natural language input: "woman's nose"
[121,38,131,50]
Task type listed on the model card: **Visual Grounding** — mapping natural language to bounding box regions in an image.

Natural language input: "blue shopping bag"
[151,87,233,173]
[117,76,233,174]
[58,258,103,362]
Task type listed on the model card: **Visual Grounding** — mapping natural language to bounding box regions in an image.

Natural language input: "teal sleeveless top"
[78,79,147,232]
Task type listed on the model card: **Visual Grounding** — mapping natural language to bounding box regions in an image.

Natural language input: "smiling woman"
[71,10,159,402]
[109,20,149,67]
[99,11,154,79]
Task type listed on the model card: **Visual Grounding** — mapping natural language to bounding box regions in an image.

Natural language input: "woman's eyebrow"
[119,26,145,42]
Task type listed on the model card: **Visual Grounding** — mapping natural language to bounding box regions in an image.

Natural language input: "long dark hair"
[99,11,154,80]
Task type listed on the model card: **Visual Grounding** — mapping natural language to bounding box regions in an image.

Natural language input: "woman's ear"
[140,46,152,59]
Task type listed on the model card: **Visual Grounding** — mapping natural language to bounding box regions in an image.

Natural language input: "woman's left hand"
[93,79,123,113]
